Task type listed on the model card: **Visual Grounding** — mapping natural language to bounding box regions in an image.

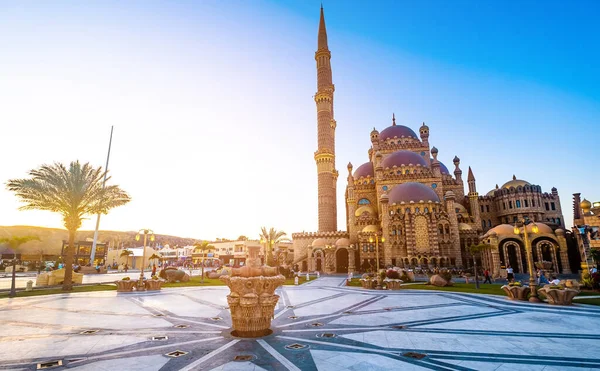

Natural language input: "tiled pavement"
[1,276,599,370]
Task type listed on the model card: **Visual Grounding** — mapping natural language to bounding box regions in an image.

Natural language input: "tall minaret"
[314,6,338,232]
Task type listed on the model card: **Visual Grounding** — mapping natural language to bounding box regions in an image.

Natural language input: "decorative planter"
[534,261,554,271]
[145,280,162,291]
[116,280,137,292]
[384,279,403,290]
[221,245,285,337]
[538,286,580,305]
[501,285,530,301]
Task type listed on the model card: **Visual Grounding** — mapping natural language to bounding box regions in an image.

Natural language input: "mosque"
[292,8,570,277]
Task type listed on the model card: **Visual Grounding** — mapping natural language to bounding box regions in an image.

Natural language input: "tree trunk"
[63,230,75,291]
[9,257,17,298]
[474,259,480,290]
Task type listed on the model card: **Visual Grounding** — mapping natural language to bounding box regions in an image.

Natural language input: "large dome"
[380,125,418,140]
[353,162,374,178]
[502,175,530,189]
[382,150,427,168]
[389,182,440,204]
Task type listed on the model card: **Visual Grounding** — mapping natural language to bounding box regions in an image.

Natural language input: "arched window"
[445,225,450,235]
[415,207,420,213]
[424,207,429,213]
[482,220,486,229]
[370,179,375,184]
[557,218,561,225]
[488,220,492,227]
[405,208,411,214]
[382,185,388,191]
[516,200,521,208]
[358,198,370,205]
[438,225,444,235]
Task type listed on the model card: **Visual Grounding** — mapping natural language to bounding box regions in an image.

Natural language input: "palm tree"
[120,249,133,266]
[469,243,492,289]
[0,236,40,297]
[259,227,287,267]
[194,241,215,283]
[6,161,131,291]
[237,235,248,241]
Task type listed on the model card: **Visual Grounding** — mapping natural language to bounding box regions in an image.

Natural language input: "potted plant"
[145,275,162,291]
[115,276,137,292]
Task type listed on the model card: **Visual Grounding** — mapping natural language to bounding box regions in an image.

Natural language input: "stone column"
[348,246,356,274]
[445,191,463,267]
[555,230,571,274]
[536,243,542,264]
[380,195,392,266]
[491,248,501,277]
[551,245,559,275]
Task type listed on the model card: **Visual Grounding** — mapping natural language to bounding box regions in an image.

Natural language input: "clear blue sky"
[0,0,598,239]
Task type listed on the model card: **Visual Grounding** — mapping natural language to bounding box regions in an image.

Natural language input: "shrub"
[508,281,522,287]
[122,277,130,281]
[151,275,159,280]
[386,269,400,279]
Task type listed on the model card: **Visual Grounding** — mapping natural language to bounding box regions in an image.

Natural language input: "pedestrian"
[506,265,514,282]
[124,263,128,273]
[483,269,492,284]
[151,264,157,277]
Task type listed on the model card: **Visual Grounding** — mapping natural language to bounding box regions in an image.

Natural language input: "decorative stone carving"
[502,285,530,301]
[429,274,451,287]
[115,280,137,292]
[538,286,580,305]
[221,245,285,337]
[144,279,162,291]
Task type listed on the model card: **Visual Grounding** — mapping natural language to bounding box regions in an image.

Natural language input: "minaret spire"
[314,6,337,232]
[318,5,328,50]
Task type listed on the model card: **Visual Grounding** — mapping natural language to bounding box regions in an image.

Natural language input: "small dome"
[335,238,350,247]
[362,225,378,233]
[502,175,530,189]
[389,182,440,204]
[458,223,473,231]
[431,146,438,154]
[355,205,375,217]
[353,162,374,178]
[382,150,427,168]
[380,125,418,140]
[581,199,592,209]
[311,238,327,247]
[485,224,515,237]
[525,223,553,235]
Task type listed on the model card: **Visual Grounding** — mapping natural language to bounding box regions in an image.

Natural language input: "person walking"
[483,269,492,284]
[124,263,128,273]
[506,265,514,282]
[151,264,157,277]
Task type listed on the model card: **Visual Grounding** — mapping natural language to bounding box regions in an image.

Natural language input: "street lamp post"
[368,233,385,289]
[513,218,540,303]
[135,229,155,290]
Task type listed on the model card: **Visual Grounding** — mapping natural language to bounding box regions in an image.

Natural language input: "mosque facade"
[292,8,570,277]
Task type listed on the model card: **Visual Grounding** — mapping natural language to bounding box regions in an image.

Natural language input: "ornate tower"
[314,6,338,232]
[467,166,482,231]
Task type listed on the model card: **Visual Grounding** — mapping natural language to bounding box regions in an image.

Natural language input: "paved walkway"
[0,276,599,370]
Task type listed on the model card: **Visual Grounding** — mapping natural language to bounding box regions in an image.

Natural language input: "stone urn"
[145,279,162,291]
[116,279,137,292]
[221,245,285,337]
[384,279,403,290]
[538,286,580,305]
[502,284,530,301]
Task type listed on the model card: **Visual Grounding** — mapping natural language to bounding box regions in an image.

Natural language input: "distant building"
[572,194,600,269]
[61,240,107,266]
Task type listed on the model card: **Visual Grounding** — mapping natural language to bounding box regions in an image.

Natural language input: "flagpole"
[90,126,114,264]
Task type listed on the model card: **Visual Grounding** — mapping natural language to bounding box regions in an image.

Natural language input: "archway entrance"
[316,258,322,272]
[335,248,349,273]
[301,260,307,272]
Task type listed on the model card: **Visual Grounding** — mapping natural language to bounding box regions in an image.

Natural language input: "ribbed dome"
[502,175,530,189]
[354,162,374,178]
[355,205,375,217]
[485,224,515,237]
[335,238,350,247]
[389,182,440,204]
[380,125,418,140]
[382,150,427,169]
[311,238,327,247]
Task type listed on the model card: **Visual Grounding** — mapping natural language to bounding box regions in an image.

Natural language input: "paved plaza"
[0,277,599,370]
